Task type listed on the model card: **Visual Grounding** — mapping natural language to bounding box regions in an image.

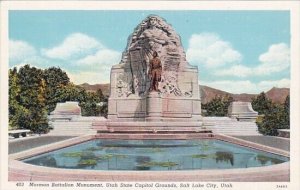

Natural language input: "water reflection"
[215,151,234,166]
[135,156,151,170]
[26,155,58,167]
[256,154,283,165]
[23,139,288,171]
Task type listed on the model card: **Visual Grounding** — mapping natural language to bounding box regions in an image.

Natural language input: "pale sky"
[9,11,290,94]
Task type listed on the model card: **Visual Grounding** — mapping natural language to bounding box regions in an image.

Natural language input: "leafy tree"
[43,67,70,113]
[202,95,233,116]
[79,90,108,117]
[282,95,290,129]
[257,104,285,136]
[251,92,272,115]
[8,68,26,130]
[9,65,109,134]
[256,95,290,136]
[17,65,49,133]
[58,83,87,102]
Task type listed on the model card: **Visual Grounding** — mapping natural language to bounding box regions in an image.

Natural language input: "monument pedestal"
[228,102,258,122]
[146,91,162,121]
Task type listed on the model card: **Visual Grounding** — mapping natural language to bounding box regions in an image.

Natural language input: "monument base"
[228,102,258,122]
[92,120,205,133]
[146,91,162,121]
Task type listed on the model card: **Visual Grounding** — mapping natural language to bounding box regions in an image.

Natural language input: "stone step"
[210,124,257,127]
[52,128,93,131]
[52,126,92,129]
[100,126,211,133]
[212,132,259,134]
[215,130,259,132]
[211,132,261,135]
[103,122,203,128]
[49,130,96,133]
[50,130,96,134]
[213,127,258,129]
[51,123,92,126]
[212,131,260,134]
[51,125,92,129]
[210,127,258,129]
[212,123,256,126]
[215,133,262,136]
[49,133,96,136]
[211,130,259,132]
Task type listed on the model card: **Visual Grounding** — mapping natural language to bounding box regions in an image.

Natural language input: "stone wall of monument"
[108,15,201,122]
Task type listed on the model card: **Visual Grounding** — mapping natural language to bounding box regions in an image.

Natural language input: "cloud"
[214,43,290,78]
[42,33,103,60]
[76,49,121,66]
[68,70,111,84]
[255,43,290,75]
[201,78,290,94]
[186,33,242,68]
[214,65,252,78]
[258,78,290,90]
[9,40,36,64]
[71,47,121,84]
[10,33,121,85]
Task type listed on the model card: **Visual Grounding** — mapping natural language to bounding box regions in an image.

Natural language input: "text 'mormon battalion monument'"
[104,15,203,132]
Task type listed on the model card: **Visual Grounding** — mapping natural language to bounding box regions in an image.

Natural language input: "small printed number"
[16,183,24,187]
[276,185,287,188]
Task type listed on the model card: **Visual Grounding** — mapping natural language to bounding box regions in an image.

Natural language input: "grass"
[62,151,127,160]
[61,152,83,157]
[85,147,105,151]
[78,159,97,166]
[191,154,217,159]
[138,161,178,168]
[256,154,283,165]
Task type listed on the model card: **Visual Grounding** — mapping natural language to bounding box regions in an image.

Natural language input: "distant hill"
[265,87,290,104]
[200,85,257,104]
[79,83,110,96]
[79,83,289,104]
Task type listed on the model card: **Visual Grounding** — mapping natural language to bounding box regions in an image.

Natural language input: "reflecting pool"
[23,139,289,170]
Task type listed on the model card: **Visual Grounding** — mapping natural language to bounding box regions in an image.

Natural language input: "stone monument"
[228,101,258,122]
[100,15,203,132]
[49,101,81,121]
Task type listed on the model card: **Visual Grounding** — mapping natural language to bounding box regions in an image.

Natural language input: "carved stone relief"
[115,15,194,98]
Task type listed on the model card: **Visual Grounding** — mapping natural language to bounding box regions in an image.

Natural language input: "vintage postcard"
[1,1,300,190]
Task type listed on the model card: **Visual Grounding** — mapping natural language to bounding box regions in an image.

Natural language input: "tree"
[8,68,27,130]
[80,90,108,117]
[251,92,272,115]
[58,83,86,102]
[282,95,290,129]
[43,67,70,113]
[17,65,49,133]
[256,95,290,136]
[9,65,110,134]
[202,95,233,116]
[257,104,285,136]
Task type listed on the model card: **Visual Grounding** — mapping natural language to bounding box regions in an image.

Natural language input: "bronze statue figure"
[149,51,162,92]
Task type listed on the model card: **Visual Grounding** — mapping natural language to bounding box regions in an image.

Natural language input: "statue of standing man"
[149,51,162,92]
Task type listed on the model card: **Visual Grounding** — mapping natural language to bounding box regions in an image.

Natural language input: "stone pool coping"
[9,133,290,182]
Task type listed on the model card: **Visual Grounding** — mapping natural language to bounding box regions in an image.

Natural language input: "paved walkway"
[233,136,290,151]
[9,136,75,154]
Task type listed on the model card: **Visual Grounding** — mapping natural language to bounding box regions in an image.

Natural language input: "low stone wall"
[203,117,261,136]
[49,117,106,136]
[277,129,290,138]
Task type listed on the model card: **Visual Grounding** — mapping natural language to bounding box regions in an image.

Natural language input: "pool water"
[23,139,289,171]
